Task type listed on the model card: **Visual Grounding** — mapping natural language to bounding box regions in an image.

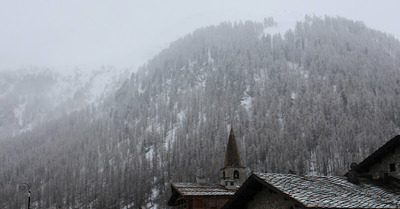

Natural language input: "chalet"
[223,135,400,209]
[167,128,246,209]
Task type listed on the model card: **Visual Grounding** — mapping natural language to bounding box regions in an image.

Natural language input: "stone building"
[223,172,400,209]
[167,128,246,209]
[222,135,400,209]
[353,135,400,183]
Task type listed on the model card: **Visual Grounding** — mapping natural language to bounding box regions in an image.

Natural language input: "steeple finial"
[224,128,242,167]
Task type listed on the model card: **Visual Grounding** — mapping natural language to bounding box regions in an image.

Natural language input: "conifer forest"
[1,16,400,208]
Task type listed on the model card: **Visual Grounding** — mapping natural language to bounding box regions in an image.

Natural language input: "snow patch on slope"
[145,146,154,161]
[1,66,130,138]
[14,101,26,126]
[52,67,129,105]
[165,126,177,150]
[87,68,129,104]
[241,85,253,111]
[291,91,297,100]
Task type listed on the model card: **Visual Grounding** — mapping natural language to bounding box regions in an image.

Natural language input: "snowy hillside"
[0,66,130,138]
[1,16,400,209]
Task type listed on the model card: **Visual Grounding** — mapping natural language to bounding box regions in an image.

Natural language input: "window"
[390,163,396,172]
[234,170,239,179]
[223,171,226,179]
[230,182,234,186]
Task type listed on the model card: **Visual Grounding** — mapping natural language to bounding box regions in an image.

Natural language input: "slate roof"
[223,173,400,209]
[258,173,400,208]
[170,182,235,196]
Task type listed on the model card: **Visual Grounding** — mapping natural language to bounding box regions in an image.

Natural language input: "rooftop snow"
[255,173,400,208]
[172,182,235,196]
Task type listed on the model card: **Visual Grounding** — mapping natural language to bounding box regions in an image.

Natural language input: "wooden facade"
[170,195,232,209]
[167,183,235,209]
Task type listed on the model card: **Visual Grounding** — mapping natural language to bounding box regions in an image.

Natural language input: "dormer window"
[234,170,239,179]
[390,163,396,172]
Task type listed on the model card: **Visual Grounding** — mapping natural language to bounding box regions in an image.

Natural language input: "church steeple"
[220,128,246,189]
[224,128,242,167]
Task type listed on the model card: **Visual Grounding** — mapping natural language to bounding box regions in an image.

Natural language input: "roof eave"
[355,135,400,173]
[222,173,308,209]
[252,174,308,208]
[167,184,184,206]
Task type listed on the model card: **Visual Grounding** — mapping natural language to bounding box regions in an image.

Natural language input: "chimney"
[347,162,360,184]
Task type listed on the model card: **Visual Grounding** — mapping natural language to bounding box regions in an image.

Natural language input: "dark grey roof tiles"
[255,172,400,208]
[172,182,235,196]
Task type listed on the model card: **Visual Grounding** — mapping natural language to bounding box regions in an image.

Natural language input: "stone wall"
[220,166,246,187]
[368,146,400,179]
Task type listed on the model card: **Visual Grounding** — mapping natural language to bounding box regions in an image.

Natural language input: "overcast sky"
[1,0,399,71]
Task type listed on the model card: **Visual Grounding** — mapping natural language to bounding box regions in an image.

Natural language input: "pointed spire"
[224,128,242,167]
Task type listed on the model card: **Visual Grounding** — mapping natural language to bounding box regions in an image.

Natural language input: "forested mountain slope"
[1,16,400,208]
[0,66,129,138]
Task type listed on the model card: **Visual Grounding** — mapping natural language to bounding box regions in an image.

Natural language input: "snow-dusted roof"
[254,172,400,208]
[171,182,235,196]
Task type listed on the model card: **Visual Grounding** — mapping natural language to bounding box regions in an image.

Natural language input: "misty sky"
[1,0,399,71]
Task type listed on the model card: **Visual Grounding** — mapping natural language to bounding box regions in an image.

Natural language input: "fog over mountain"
[1,0,400,70]
[0,66,130,137]
[1,16,400,208]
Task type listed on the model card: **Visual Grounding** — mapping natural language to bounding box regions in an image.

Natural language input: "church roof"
[223,172,400,209]
[224,128,242,167]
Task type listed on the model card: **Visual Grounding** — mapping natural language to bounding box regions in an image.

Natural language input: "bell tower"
[220,128,246,190]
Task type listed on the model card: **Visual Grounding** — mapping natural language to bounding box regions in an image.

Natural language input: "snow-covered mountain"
[0,66,130,138]
[1,16,400,208]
